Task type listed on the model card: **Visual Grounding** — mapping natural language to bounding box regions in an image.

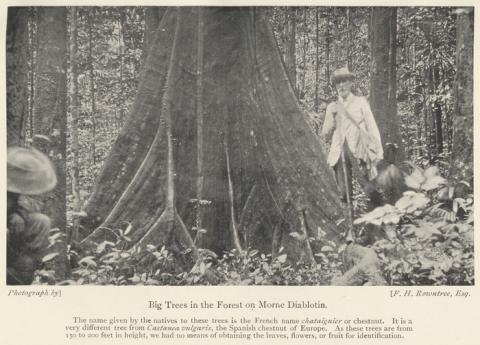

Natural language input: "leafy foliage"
[39,163,474,287]
[35,234,345,286]
[355,166,473,285]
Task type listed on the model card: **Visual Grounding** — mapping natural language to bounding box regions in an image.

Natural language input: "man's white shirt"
[322,93,383,170]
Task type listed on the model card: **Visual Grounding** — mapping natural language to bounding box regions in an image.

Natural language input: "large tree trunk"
[7,7,29,146]
[143,7,167,57]
[33,7,68,279]
[450,8,473,183]
[80,8,347,262]
[369,8,403,162]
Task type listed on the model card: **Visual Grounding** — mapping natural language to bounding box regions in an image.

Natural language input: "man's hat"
[7,146,57,195]
[331,67,356,85]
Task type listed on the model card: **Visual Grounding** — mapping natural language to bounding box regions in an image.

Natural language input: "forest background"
[6,6,474,285]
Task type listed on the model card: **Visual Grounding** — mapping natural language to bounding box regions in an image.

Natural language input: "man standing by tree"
[322,67,383,207]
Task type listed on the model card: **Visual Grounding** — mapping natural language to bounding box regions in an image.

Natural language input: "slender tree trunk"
[422,72,430,161]
[194,8,206,247]
[401,14,411,157]
[413,87,423,159]
[7,7,29,146]
[433,67,443,158]
[426,67,436,162]
[33,7,67,228]
[299,8,308,101]
[69,8,81,242]
[324,9,331,98]
[33,7,68,279]
[369,7,403,162]
[314,8,319,111]
[298,7,309,99]
[450,8,473,183]
[27,7,37,140]
[420,13,445,164]
[88,9,97,165]
[346,8,353,70]
[118,9,126,126]
[445,88,453,155]
[411,43,423,160]
[285,7,297,95]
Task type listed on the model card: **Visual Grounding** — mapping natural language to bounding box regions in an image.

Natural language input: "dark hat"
[7,146,57,195]
[331,67,356,85]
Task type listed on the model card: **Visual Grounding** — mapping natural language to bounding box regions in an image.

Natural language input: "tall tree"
[324,9,331,98]
[80,8,347,262]
[117,9,126,127]
[450,7,473,183]
[143,7,167,58]
[27,7,38,139]
[87,9,97,165]
[346,7,353,70]
[7,7,29,146]
[284,7,297,95]
[28,7,69,279]
[369,8,403,161]
[422,13,443,163]
[314,8,320,111]
[69,7,82,242]
[299,8,308,100]
[33,7,67,232]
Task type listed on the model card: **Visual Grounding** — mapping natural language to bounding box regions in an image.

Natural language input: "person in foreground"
[7,146,57,285]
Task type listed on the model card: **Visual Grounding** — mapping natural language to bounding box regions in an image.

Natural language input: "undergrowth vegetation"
[35,164,473,286]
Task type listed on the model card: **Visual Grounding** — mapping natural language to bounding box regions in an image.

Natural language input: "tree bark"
[118,9,126,126]
[285,7,297,95]
[299,8,308,101]
[426,67,436,162]
[87,9,97,165]
[80,8,346,262]
[369,7,403,163]
[33,7,67,228]
[27,7,37,139]
[32,7,68,279]
[346,8,353,70]
[143,7,167,59]
[69,8,81,242]
[314,8,319,111]
[7,7,29,146]
[324,10,331,97]
[433,68,443,158]
[450,8,473,183]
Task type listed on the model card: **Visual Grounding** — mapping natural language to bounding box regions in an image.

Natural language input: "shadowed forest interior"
[6,7,473,286]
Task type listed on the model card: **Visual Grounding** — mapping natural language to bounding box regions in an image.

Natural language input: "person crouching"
[7,146,57,285]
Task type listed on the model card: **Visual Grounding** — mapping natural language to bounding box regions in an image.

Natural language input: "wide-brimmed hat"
[7,146,57,195]
[331,67,356,85]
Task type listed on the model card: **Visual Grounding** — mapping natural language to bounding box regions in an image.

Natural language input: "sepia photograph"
[6,5,474,287]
